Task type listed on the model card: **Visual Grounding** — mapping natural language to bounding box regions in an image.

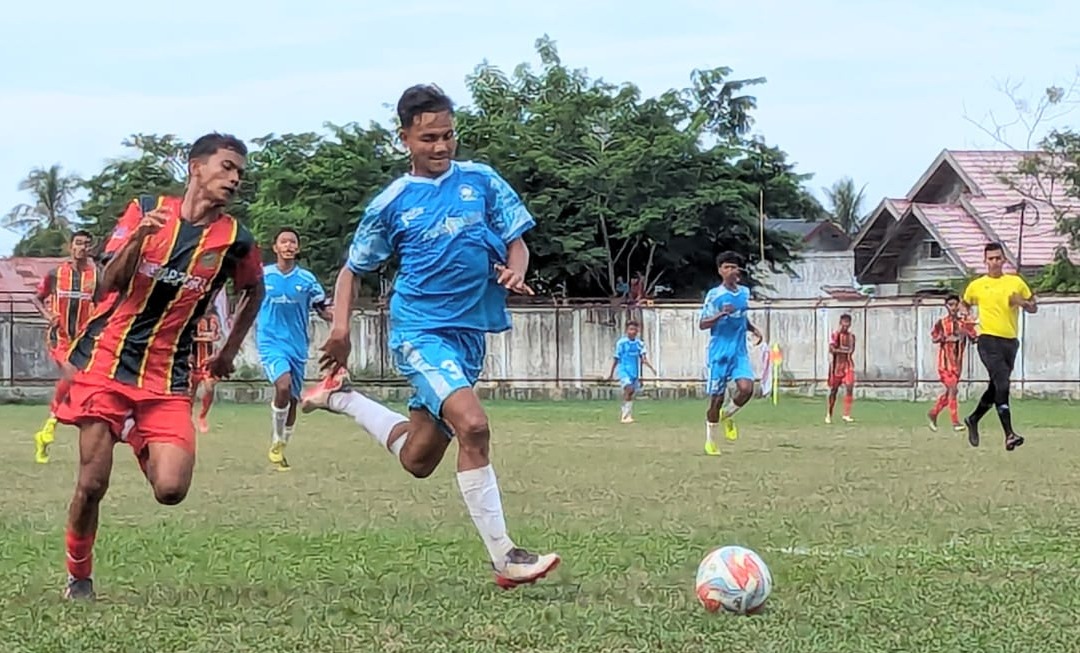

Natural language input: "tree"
[457,35,818,297]
[78,134,189,242]
[822,177,867,234]
[4,164,82,255]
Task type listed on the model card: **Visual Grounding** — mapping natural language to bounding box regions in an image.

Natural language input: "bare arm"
[100,237,145,295]
[331,267,357,337]
[506,237,529,278]
[219,284,262,360]
[641,354,657,374]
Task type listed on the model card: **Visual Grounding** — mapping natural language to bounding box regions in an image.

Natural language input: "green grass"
[3,396,1080,652]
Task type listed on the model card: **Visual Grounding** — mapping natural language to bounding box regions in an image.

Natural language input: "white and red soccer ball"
[695,545,773,615]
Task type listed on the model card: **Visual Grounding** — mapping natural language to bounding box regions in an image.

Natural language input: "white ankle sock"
[329,390,409,454]
[621,401,632,417]
[457,464,515,566]
[283,425,295,444]
[271,403,288,444]
[706,422,718,444]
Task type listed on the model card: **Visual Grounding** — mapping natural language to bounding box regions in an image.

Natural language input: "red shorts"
[828,367,855,388]
[938,368,960,387]
[53,371,196,456]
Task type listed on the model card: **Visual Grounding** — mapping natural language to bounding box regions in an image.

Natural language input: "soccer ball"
[695,545,772,614]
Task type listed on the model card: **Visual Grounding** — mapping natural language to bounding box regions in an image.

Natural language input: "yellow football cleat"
[34,417,57,464]
[704,440,721,456]
[721,415,738,441]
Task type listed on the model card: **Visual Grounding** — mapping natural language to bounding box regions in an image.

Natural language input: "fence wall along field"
[3,293,1079,400]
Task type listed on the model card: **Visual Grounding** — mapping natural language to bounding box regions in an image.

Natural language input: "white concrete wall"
[757,251,857,299]
[5,297,1080,400]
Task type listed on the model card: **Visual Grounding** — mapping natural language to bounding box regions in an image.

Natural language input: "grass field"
[3,396,1080,652]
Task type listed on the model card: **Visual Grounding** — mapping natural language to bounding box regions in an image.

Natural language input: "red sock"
[948,397,959,424]
[199,388,214,419]
[843,394,853,416]
[930,394,948,418]
[65,529,96,580]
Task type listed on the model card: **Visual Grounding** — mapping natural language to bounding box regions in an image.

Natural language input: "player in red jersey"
[927,293,977,432]
[53,133,265,600]
[32,229,98,463]
[190,305,222,434]
[826,313,856,424]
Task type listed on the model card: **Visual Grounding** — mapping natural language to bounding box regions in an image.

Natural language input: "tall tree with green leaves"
[5,164,82,256]
[823,177,866,234]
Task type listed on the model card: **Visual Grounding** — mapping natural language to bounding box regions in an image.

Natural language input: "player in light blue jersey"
[256,227,332,470]
[302,84,560,588]
[699,251,763,456]
[605,320,656,423]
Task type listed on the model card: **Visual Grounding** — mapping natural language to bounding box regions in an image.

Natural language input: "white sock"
[271,403,288,444]
[457,464,515,567]
[706,422,718,444]
[621,401,632,418]
[329,390,409,455]
[283,425,295,444]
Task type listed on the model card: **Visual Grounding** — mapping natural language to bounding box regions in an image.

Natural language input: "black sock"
[969,400,993,423]
[996,404,1014,436]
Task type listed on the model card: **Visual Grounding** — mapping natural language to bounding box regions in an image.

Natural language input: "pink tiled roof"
[947,150,1077,266]
[911,203,987,270]
[0,256,63,314]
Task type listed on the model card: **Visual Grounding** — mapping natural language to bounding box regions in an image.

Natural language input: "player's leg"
[130,397,198,504]
[263,354,293,468]
[196,376,217,434]
[965,338,1002,447]
[704,361,726,455]
[842,370,855,422]
[282,357,305,447]
[719,354,755,441]
[300,369,448,474]
[826,377,839,424]
[995,339,1023,450]
[620,380,637,423]
[35,352,72,463]
[928,372,950,431]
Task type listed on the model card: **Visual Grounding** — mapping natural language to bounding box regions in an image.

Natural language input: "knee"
[400,452,438,479]
[74,473,109,504]
[152,479,190,506]
[735,381,753,400]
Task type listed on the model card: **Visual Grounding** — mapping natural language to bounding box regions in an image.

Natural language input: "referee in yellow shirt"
[961,242,1037,451]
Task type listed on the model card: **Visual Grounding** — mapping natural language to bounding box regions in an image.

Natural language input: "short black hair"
[716,251,744,268]
[627,320,639,328]
[397,84,454,129]
[984,242,1004,254]
[188,132,248,162]
[274,226,300,244]
[840,313,852,321]
[70,229,92,242]
[945,293,961,303]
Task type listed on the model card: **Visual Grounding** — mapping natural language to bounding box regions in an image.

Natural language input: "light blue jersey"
[256,264,326,398]
[700,283,754,395]
[345,161,535,427]
[614,336,647,389]
[346,161,535,334]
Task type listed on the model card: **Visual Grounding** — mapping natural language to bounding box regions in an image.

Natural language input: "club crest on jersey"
[199,251,220,268]
[458,184,478,202]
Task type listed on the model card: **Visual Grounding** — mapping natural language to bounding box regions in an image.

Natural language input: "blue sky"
[1,0,1077,254]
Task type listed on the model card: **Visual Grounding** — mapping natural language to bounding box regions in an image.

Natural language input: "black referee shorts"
[977,334,1019,381]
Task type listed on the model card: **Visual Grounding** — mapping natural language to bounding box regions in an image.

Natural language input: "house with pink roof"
[852,149,1078,294]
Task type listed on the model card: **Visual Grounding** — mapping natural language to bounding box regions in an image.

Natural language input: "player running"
[826,314,856,424]
[53,133,264,600]
[606,320,656,423]
[699,251,763,456]
[257,227,331,471]
[32,229,98,463]
[303,84,560,588]
[961,242,1036,450]
[191,304,222,434]
[927,294,976,432]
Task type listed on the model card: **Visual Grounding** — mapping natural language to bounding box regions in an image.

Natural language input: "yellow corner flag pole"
[770,344,782,405]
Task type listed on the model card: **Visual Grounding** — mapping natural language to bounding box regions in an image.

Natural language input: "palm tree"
[3,164,81,234]
[823,177,867,234]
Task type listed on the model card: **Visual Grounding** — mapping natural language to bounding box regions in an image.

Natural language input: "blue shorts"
[706,353,754,396]
[389,329,486,438]
[619,376,641,392]
[261,351,306,399]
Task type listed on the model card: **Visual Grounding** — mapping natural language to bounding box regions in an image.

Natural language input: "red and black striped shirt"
[192,313,220,369]
[931,316,976,374]
[69,196,262,395]
[36,260,98,345]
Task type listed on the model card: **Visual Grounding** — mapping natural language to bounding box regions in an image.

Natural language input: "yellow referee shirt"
[961,274,1032,340]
